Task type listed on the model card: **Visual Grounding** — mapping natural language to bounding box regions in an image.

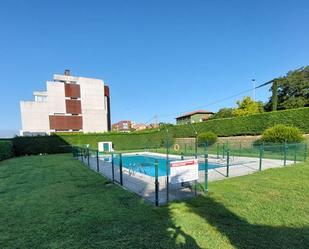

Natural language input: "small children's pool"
[112,154,222,177]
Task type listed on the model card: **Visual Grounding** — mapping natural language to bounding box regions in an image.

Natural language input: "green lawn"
[0,154,308,249]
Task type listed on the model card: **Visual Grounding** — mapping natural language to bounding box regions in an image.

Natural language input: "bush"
[197,132,217,145]
[261,124,304,143]
[0,140,14,160]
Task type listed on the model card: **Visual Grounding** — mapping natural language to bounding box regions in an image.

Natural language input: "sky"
[0,0,309,137]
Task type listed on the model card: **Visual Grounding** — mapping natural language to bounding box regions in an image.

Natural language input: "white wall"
[20,101,49,134]
[79,77,108,132]
[46,81,66,114]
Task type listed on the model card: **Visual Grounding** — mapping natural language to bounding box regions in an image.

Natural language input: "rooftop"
[176,110,214,119]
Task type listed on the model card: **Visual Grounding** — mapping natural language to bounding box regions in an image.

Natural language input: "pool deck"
[79,152,294,205]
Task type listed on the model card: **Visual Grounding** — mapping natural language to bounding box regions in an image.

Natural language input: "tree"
[210,108,234,119]
[271,79,279,111]
[266,66,309,110]
[232,96,264,117]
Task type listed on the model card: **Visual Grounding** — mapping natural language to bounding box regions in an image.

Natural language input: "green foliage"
[197,132,217,145]
[170,107,309,137]
[261,124,304,143]
[210,108,234,119]
[0,141,14,160]
[12,136,72,156]
[11,108,309,154]
[271,79,279,111]
[59,132,166,150]
[266,66,309,110]
[1,154,309,248]
[232,96,264,117]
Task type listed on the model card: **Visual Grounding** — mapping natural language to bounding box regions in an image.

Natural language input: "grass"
[0,154,309,248]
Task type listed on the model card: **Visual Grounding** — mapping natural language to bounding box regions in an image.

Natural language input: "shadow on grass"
[184,195,309,249]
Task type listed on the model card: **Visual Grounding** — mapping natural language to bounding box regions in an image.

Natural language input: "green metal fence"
[72,140,308,206]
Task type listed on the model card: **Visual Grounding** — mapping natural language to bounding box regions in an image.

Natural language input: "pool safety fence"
[144,141,307,164]
[72,141,307,206]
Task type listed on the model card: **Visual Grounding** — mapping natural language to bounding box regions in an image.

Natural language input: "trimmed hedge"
[12,132,167,155]
[169,107,309,137]
[59,132,166,150]
[10,107,309,155]
[0,141,14,160]
[12,136,72,156]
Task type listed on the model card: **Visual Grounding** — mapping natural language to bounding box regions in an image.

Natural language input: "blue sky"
[0,0,309,137]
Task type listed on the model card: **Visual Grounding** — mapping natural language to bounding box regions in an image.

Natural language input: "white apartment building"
[20,70,111,136]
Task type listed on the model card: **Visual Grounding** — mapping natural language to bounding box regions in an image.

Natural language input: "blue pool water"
[113,154,222,177]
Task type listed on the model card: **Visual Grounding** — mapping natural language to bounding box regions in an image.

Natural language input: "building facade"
[20,70,111,135]
[112,120,132,132]
[132,123,147,131]
[176,110,214,125]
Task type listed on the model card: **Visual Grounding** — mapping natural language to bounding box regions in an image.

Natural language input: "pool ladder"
[128,163,147,175]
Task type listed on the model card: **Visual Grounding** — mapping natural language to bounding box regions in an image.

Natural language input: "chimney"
[64,69,71,76]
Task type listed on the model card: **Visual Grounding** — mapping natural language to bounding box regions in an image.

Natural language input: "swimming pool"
[112,154,222,177]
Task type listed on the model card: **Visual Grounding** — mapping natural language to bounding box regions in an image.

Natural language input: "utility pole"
[154,115,158,127]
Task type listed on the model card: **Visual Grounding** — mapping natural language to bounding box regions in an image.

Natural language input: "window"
[35,96,47,102]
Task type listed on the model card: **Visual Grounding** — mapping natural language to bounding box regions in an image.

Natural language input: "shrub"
[261,124,304,143]
[0,140,14,160]
[197,132,217,145]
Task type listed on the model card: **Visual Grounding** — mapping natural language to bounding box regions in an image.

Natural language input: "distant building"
[175,110,214,125]
[132,123,147,131]
[112,120,132,132]
[20,70,111,135]
[147,123,159,129]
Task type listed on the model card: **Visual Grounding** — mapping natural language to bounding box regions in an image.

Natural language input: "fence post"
[195,141,198,159]
[222,144,225,158]
[226,149,230,177]
[87,148,90,167]
[217,143,219,159]
[166,153,169,204]
[96,150,99,172]
[259,143,264,171]
[111,153,115,182]
[284,141,287,166]
[165,130,170,204]
[293,144,297,164]
[181,153,184,160]
[81,148,84,163]
[204,150,209,193]
[119,153,123,186]
[155,159,159,206]
[239,142,242,157]
[304,143,308,162]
